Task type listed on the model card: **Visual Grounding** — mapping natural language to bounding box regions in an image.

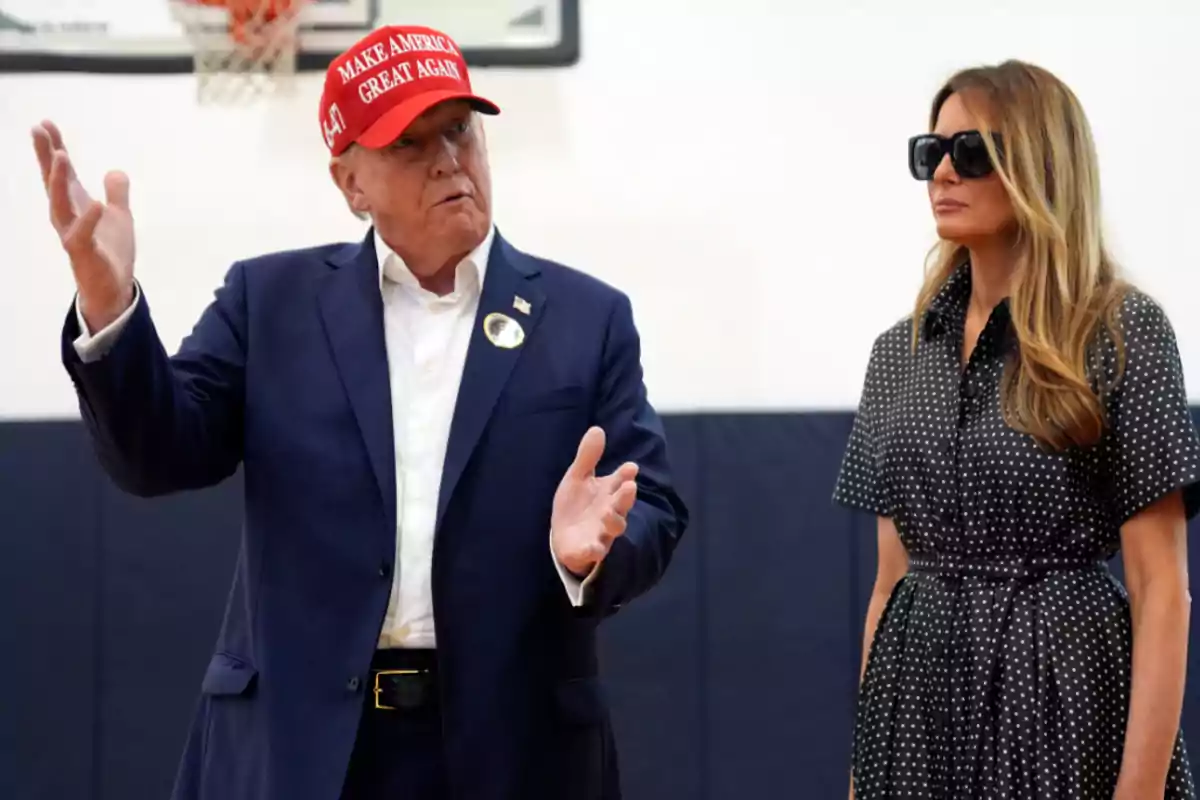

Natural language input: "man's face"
[331,100,492,276]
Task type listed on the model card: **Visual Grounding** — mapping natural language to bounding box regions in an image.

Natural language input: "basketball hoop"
[169,0,308,103]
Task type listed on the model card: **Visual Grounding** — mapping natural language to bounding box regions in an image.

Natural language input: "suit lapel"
[317,232,397,537]
[437,235,545,531]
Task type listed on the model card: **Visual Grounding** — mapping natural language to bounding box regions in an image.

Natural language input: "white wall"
[2,0,1198,419]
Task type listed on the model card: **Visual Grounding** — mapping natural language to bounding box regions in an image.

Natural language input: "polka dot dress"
[834,264,1200,799]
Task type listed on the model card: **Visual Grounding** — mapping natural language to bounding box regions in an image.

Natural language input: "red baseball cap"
[318,25,500,156]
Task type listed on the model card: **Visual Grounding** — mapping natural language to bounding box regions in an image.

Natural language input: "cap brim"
[356,90,501,150]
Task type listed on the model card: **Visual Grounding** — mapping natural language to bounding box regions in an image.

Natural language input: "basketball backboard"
[0,0,578,72]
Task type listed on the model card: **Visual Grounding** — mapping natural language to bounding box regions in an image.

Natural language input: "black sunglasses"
[908,130,1002,181]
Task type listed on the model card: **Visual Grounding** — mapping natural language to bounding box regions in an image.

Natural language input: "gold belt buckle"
[373,668,420,710]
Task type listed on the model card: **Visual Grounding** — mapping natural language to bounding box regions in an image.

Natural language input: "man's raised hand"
[33,120,136,331]
[550,426,639,578]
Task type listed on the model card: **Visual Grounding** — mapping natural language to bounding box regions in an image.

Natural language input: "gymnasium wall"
[2,1,1199,798]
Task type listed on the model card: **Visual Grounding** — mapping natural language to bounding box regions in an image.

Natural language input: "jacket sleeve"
[61,263,249,497]
[581,292,689,616]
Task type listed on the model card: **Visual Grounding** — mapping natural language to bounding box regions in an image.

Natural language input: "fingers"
[578,481,636,556]
[601,511,628,541]
[611,479,637,516]
[42,119,66,151]
[597,465,638,530]
[567,426,605,479]
[31,126,54,188]
[32,120,69,185]
[104,170,130,210]
[36,120,93,225]
[62,200,104,261]
[558,484,634,574]
[597,480,637,544]
[596,461,638,493]
[48,151,77,231]
[38,120,78,184]
[585,539,609,563]
[35,121,112,272]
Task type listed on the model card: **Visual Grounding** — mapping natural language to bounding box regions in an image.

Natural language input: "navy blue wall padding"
[0,412,1192,799]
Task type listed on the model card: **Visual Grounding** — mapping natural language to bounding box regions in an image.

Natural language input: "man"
[34,23,687,800]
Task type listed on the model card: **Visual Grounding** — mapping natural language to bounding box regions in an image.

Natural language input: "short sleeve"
[834,336,893,516]
[1101,292,1200,524]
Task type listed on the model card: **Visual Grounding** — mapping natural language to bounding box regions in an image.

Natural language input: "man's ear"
[329,150,370,218]
[474,112,488,148]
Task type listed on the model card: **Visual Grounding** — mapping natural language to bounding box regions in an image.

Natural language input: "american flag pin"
[513,295,531,315]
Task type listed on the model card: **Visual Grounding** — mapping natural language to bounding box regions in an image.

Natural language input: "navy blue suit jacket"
[60,229,688,800]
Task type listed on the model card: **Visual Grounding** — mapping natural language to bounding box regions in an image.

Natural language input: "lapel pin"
[512,295,531,315]
[483,312,526,349]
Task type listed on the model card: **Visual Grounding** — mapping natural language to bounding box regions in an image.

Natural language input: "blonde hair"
[912,60,1128,451]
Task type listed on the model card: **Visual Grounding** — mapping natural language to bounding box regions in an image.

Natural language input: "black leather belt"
[369,649,438,712]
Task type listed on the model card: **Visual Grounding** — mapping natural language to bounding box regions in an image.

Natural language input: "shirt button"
[379,562,392,579]
[347,676,361,692]
[964,383,978,399]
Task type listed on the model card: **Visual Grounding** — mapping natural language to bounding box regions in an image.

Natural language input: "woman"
[835,60,1200,799]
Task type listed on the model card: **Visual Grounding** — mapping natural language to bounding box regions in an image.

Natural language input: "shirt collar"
[921,260,1013,348]
[374,224,496,297]
[922,260,973,340]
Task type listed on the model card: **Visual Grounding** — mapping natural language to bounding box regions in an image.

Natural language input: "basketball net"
[169,0,307,103]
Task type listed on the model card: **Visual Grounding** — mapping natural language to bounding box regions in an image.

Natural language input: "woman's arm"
[851,516,909,799]
[1113,489,1191,799]
[859,517,909,680]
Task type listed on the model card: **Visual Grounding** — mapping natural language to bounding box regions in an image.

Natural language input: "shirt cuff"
[73,283,141,364]
[551,532,602,608]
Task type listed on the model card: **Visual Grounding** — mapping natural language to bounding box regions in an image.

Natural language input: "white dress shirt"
[71,227,596,651]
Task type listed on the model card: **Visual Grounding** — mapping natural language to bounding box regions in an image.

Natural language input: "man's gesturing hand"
[551,426,639,579]
[32,120,136,332]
